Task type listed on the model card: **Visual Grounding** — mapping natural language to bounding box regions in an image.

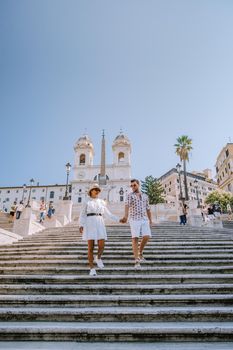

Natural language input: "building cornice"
[0,184,66,190]
[218,174,233,187]
[158,168,217,185]
[215,143,233,166]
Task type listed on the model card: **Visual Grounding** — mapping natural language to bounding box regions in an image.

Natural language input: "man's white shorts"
[129,219,152,238]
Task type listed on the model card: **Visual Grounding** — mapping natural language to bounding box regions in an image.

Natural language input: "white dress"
[78,198,119,241]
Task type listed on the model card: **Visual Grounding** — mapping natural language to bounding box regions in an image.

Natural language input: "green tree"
[141,176,165,205]
[205,190,233,213]
[174,135,193,201]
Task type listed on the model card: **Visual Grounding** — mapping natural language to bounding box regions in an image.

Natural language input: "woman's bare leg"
[97,239,105,259]
[87,240,95,269]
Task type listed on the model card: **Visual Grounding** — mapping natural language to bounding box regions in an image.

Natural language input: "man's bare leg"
[139,235,150,258]
[132,237,139,260]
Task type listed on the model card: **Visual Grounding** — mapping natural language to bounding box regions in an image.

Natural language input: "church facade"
[0,132,132,213]
[71,131,132,205]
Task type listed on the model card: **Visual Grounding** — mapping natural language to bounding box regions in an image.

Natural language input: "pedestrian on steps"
[179,200,187,226]
[39,200,47,223]
[9,201,17,222]
[16,201,24,219]
[79,184,120,276]
[47,202,55,219]
[120,179,152,269]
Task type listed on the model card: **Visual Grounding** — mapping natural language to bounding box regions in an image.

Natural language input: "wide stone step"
[0,259,232,267]
[10,239,233,244]
[30,232,232,237]
[0,283,233,295]
[0,321,232,341]
[0,274,233,285]
[1,265,233,275]
[9,241,233,247]
[2,341,233,350]
[21,231,231,235]
[0,294,232,307]
[1,253,232,261]
[3,243,233,251]
[0,306,233,322]
[2,248,233,256]
[0,252,232,261]
[11,233,233,244]
[9,235,232,246]
[6,241,233,247]
[20,231,232,236]
[27,234,233,239]
[29,228,233,232]
[15,233,233,238]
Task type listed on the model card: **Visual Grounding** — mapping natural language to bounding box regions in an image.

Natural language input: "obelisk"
[99,130,107,186]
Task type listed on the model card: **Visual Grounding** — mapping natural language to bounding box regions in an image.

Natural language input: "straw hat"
[88,183,101,196]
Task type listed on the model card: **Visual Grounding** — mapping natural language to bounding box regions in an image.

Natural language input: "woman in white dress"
[79,184,119,276]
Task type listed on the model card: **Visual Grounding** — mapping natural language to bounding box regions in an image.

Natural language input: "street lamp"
[194,179,201,208]
[21,184,26,202]
[63,162,71,200]
[26,178,35,208]
[176,163,184,200]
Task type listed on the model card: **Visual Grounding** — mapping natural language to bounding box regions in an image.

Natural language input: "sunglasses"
[130,184,138,188]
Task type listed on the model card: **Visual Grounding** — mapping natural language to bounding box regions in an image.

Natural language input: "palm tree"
[174,135,193,201]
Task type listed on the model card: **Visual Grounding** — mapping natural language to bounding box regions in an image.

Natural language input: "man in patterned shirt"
[120,179,152,269]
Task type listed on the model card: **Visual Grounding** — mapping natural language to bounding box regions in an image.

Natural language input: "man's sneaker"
[94,256,104,269]
[139,255,146,263]
[89,268,97,276]
[134,259,141,270]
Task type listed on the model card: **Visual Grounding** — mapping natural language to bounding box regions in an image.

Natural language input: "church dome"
[74,134,94,151]
[112,132,131,148]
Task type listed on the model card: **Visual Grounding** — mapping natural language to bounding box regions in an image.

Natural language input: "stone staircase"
[0,224,233,343]
[223,220,233,230]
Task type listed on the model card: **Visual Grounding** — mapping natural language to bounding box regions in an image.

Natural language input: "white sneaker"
[134,260,141,270]
[94,256,104,269]
[138,255,146,263]
[89,268,97,276]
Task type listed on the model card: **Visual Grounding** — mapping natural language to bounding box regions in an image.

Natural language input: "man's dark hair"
[130,179,140,184]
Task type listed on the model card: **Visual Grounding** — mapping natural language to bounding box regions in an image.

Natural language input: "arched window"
[93,174,110,181]
[118,152,125,162]
[49,191,54,199]
[79,154,86,165]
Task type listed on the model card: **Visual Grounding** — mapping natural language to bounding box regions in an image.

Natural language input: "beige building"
[159,168,217,205]
[215,143,233,193]
[0,184,68,213]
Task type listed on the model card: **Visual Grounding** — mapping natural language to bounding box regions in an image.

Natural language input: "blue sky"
[0,0,233,187]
